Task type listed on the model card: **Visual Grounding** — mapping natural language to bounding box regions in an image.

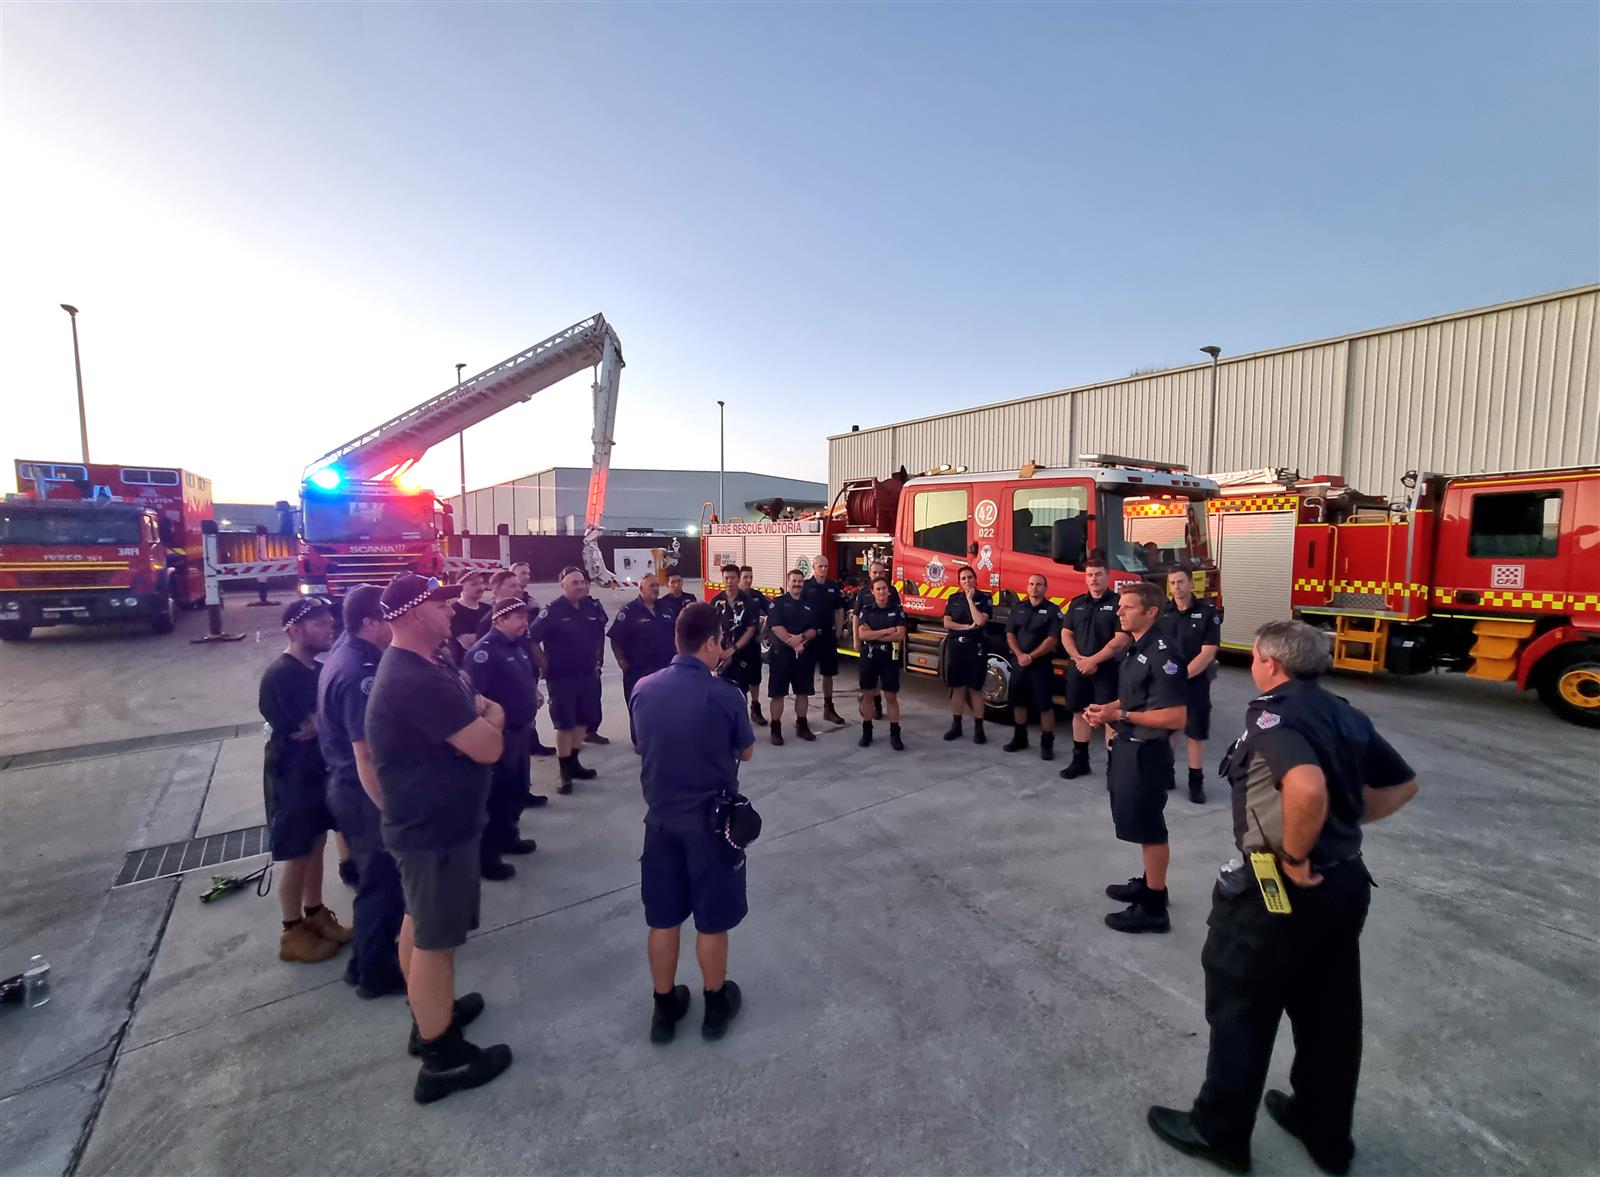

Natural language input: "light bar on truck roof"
[1078,454,1189,473]
[308,467,343,491]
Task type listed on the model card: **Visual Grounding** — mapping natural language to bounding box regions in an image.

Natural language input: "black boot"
[873,696,884,720]
[770,720,784,746]
[972,719,986,745]
[480,854,515,882]
[750,699,766,725]
[943,716,963,741]
[556,755,575,794]
[1059,741,1091,780]
[1105,875,1147,903]
[1003,725,1029,753]
[568,753,597,781]
[889,723,904,751]
[1106,885,1171,934]
[858,721,873,748]
[407,992,486,1056]
[822,701,845,725]
[795,718,816,741]
[1188,768,1206,805]
[702,979,743,1040]
[413,1023,513,1105]
[1039,731,1055,762]
[650,984,692,1044]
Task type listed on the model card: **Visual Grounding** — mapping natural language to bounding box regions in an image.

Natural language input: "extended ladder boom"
[306,315,625,482]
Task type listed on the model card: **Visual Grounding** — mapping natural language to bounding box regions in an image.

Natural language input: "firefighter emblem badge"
[925,559,946,585]
[1256,711,1281,730]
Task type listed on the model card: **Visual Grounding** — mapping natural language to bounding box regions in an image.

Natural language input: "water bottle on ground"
[24,955,50,1008]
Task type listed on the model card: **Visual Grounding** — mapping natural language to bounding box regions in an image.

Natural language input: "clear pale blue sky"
[4,2,1596,507]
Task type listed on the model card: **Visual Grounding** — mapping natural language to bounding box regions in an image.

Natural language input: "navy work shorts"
[859,648,901,693]
[548,672,602,732]
[944,632,987,692]
[1108,736,1173,846]
[641,823,748,934]
[1012,658,1058,713]
[265,756,334,862]
[1066,663,1119,713]
[808,634,840,678]
[1185,676,1212,740]
[767,647,815,699]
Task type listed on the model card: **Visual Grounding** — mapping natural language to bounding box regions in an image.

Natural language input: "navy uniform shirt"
[857,601,906,658]
[527,595,608,680]
[658,591,691,626]
[260,654,326,788]
[1006,598,1063,656]
[742,588,770,624]
[945,589,993,628]
[317,633,382,794]
[713,591,759,650]
[800,577,845,636]
[631,655,755,834]
[853,581,902,612]
[1162,598,1223,667]
[465,627,538,729]
[766,593,817,645]
[1114,625,1188,740]
[1224,678,1414,866]
[1064,590,1121,658]
[608,595,678,678]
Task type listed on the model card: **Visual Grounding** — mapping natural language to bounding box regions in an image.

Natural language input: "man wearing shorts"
[631,602,755,1043]
[1003,574,1063,761]
[1059,558,1131,780]
[1086,581,1188,934]
[366,573,511,1104]
[526,565,607,793]
[854,576,907,750]
[1162,567,1221,804]
[800,555,847,725]
[737,566,770,725]
[765,569,820,745]
[259,596,351,963]
[942,565,993,743]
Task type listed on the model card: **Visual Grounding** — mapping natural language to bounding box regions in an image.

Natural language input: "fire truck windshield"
[1098,491,1212,573]
[302,495,436,544]
[0,508,143,546]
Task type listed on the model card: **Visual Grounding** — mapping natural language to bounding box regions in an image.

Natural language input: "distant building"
[448,467,827,537]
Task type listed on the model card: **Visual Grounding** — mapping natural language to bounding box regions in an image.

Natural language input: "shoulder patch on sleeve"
[360,675,376,696]
[1163,660,1180,675]
[472,650,489,664]
[1256,711,1281,730]
[536,607,549,620]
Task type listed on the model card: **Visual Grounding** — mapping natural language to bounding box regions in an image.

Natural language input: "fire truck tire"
[152,594,177,635]
[0,621,32,642]
[1536,645,1600,729]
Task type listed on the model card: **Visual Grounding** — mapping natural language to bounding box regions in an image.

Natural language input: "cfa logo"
[974,499,998,529]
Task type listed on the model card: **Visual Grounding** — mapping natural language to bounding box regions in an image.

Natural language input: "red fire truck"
[1,459,215,639]
[704,455,1219,707]
[1207,465,1600,726]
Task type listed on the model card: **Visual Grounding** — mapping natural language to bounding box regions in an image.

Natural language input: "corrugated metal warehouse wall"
[828,286,1598,499]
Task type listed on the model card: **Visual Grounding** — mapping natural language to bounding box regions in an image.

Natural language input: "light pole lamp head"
[61,304,79,316]
[1200,345,1221,360]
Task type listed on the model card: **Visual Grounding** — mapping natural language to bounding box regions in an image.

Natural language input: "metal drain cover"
[113,825,268,888]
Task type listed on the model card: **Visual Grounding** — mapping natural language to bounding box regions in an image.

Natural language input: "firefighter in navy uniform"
[737,566,770,724]
[1003,574,1062,760]
[1163,567,1222,804]
[854,576,907,750]
[659,571,691,625]
[766,569,820,745]
[465,596,540,880]
[800,555,847,725]
[609,571,678,746]
[1059,557,1132,780]
[713,562,762,710]
[1087,581,1188,934]
[942,565,993,743]
[1146,619,1419,1176]
[852,559,900,720]
[527,565,607,793]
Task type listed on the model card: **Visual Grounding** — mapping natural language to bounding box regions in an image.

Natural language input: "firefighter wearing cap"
[365,572,513,1103]
[608,572,678,747]
[465,596,540,881]
[527,565,607,792]
[259,595,352,964]
[318,584,405,997]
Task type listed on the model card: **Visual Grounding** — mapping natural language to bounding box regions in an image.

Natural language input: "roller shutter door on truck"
[1214,510,1296,650]
[744,535,786,592]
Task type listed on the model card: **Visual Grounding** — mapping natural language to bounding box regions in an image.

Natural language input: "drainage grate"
[113,824,268,888]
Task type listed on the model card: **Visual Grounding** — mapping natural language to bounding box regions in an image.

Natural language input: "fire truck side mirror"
[1050,518,1087,567]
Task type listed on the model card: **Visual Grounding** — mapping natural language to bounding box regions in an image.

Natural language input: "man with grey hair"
[1147,619,1418,1175]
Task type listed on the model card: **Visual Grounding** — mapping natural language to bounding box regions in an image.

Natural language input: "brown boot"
[280,920,340,963]
[303,906,353,945]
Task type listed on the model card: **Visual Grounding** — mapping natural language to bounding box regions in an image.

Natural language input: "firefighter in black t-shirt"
[942,565,993,744]
[852,559,900,720]
[1087,581,1188,934]
[854,577,907,750]
[737,565,770,725]
[1146,620,1418,1175]
[1162,567,1222,804]
[449,571,492,664]
[1059,558,1132,780]
[1003,574,1063,760]
[766,569,820,745]
[799,555,847,725]
[713,562,762,705]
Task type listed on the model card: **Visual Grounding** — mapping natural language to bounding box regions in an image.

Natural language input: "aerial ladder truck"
[295,314,625,600]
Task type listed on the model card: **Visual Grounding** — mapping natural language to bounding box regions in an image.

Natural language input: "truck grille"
[323,553,429,594]
[0,564,125,589]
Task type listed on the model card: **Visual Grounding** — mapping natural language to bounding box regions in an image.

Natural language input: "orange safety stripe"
[1208,496,1300,514]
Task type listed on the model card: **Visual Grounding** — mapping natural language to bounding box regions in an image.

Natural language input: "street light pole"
[60,304,89,462]
[717,400,726,521]
[1199,345,1221,473]
[455,362,467,530]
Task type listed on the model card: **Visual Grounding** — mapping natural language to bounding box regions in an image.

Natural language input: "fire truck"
[1,459,214,639]
[1207,465,1600,727]
[296,314,625,600]
[703,455,1219,707]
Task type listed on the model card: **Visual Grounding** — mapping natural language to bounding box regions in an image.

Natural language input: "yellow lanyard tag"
[1248,852,1294,915]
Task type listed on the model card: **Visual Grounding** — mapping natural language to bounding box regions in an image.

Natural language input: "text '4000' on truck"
[703,455,1219,709]
[1,460,213,640]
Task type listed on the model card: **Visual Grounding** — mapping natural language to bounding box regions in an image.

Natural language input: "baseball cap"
[342,584,385,632]
[281,596,332,629]
[490,596,529,623]
[379,573,461,620]
[455,568,488,585]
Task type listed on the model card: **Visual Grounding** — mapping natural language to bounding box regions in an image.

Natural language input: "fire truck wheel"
[1536,646,1600,729]
[0,621,32,642]
[151,594,177,635]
